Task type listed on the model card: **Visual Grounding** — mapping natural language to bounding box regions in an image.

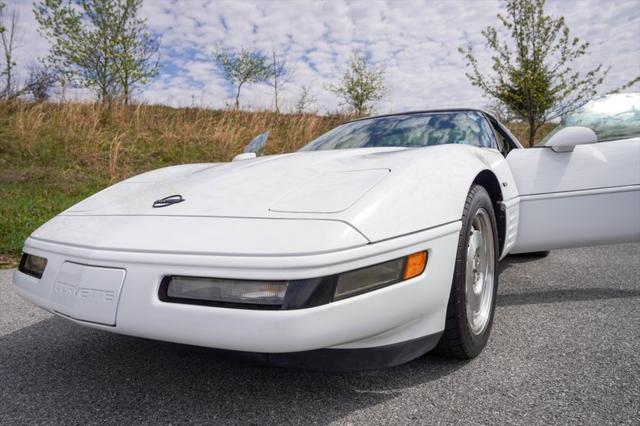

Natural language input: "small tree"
[214,47,270,109]
[35,0,116,102]
[265,49,292,112]
[329,52,386,116]
[34,0,159,104]
[111,0,159,104]
[26,63,58,102]
[0,2,18,99]
[294,85,315,114]
[459,0,637,146]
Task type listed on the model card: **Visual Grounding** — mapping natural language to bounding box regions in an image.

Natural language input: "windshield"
[300,111,496,151]
[539,93,640,145]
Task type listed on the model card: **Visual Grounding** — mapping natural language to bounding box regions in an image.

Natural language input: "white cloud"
[6,0,640,112]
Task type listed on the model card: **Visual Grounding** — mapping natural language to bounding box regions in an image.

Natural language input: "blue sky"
[13,0,640,113]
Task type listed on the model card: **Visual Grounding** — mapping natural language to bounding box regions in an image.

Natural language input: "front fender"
[344,145,518,242]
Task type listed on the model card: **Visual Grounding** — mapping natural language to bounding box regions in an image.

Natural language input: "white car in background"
[14,93,640,370]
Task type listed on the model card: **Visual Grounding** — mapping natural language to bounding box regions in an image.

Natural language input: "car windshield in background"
[539,93,640,145]
[299,111,495,151]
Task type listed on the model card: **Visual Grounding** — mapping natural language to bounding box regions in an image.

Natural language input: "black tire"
[433,184,499,359]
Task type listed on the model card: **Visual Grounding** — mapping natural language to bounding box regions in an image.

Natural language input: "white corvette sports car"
[14,94,640,370]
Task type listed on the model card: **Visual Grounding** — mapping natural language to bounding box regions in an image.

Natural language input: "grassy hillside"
[0,101,552,266]
[0,102,348,265]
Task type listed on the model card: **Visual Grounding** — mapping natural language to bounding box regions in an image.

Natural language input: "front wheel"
[434,184,499,359]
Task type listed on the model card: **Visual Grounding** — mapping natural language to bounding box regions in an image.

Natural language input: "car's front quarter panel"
[333,145,520,245]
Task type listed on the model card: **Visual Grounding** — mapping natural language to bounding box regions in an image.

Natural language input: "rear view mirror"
[243,131,270,155]
[233,131,270,161]
[545,126,597,152]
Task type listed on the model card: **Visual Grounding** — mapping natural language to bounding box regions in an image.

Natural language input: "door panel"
[507,138,640,253]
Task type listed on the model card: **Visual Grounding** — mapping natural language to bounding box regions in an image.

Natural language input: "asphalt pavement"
[1,244,639,425]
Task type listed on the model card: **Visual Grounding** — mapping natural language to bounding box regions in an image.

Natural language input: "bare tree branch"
[0,3,19,99]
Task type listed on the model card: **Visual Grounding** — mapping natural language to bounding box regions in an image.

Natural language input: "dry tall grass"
[1,101,350,183]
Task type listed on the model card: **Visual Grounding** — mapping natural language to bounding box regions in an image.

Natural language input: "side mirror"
[243,131,270,155]
[232,152,257,161]
[233,131,270,161]
[545,126,597,152]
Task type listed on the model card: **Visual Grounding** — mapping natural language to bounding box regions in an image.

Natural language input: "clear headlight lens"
[19,253,48,279]
[165,276,288,306]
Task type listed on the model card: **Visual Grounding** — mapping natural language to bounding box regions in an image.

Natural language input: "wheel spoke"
[469,229,482,253]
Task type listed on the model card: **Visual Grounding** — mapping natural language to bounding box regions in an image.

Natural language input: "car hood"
[65,148,403,217]
[57,144,501,244]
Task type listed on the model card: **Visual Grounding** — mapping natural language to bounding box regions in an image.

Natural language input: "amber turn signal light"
[403,251,428,280]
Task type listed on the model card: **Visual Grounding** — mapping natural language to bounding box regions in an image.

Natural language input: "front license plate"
[50,262,126,326]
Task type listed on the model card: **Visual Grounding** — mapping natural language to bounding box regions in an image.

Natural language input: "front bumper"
[13,221,460,354]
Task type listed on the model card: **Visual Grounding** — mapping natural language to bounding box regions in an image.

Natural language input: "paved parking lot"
[1,244,639,425]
